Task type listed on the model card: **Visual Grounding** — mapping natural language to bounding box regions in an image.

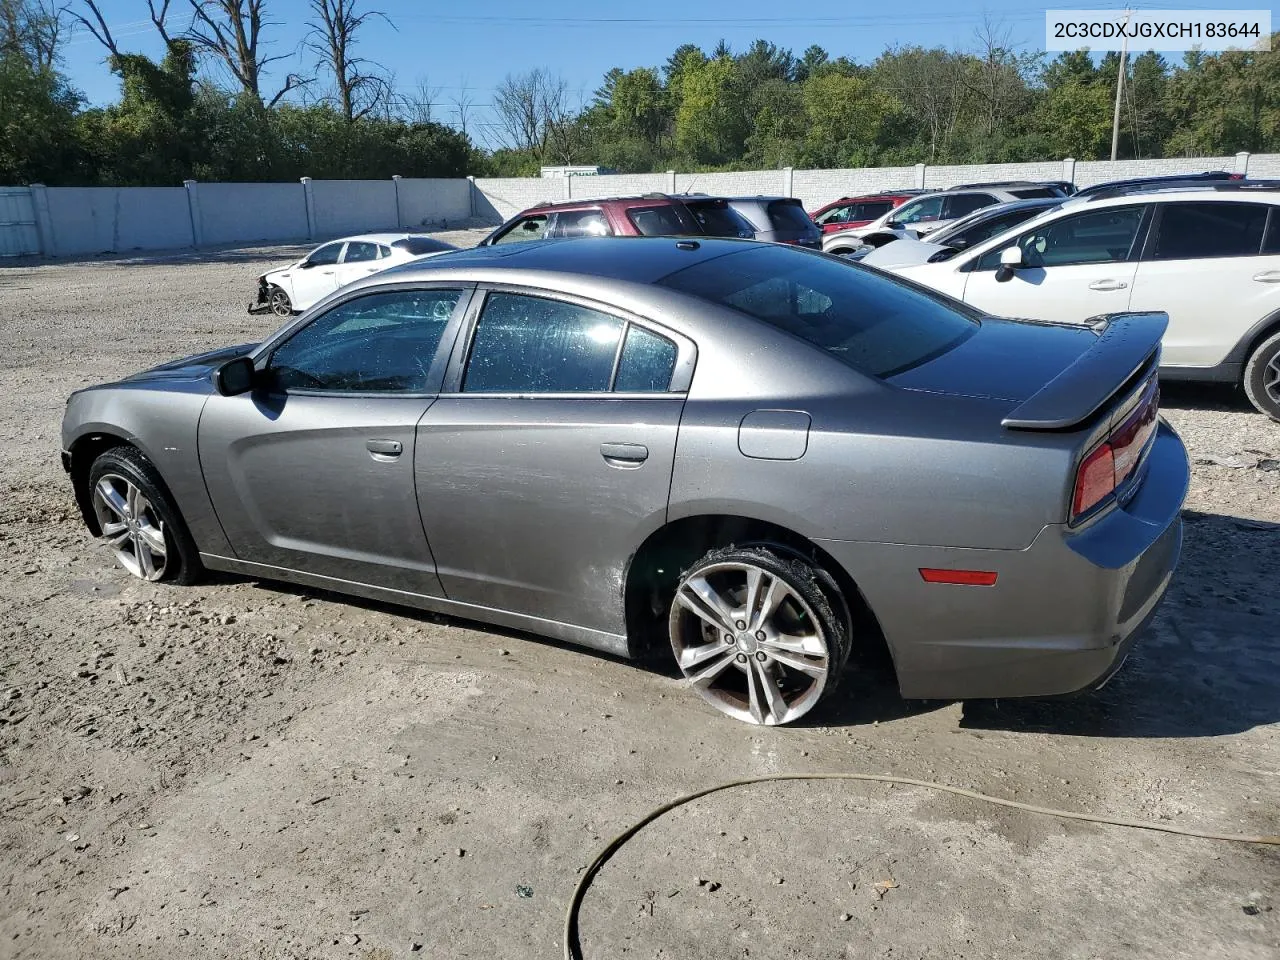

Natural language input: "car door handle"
[1253,270,1280,283]
[366,439,402,458]
[1088,279,1128,291]
[600,443,648,467]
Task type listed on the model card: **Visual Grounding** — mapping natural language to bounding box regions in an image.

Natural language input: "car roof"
[516,194,694,214]
[377,236,756,286]
[1064,185,1280,209]
[318,232,438,245]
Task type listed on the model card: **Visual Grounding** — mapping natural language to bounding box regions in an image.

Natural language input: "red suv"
[808,192,923,236]
[478,194,755,246]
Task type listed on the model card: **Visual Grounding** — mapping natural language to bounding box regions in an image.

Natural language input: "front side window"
[852,201,893,221]
[552,209,612,238]
[493,215,549,245]
[814,204,852,225]
[660,245,978,378]
[947,208,1048,248]
[343,241,380,263]
[1150,202,1268,260]
[268,290,462,393]
[976,206,1145,270]
[893,196,944,225]
[463,294,624,394]
[306,242,344,266]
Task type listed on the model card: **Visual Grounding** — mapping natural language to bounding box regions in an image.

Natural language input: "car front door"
[958,204,1146,324]
[415,288,692,638]
[289,241,346,310]
[1127,201,1280,369]
[198,286,472,594]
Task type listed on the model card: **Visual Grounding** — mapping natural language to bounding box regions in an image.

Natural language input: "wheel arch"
[622,512,893,671]
[68,431,134,535]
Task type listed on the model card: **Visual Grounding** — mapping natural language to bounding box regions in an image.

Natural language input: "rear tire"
[88,446,204,586]
[668,545,852,726]
[1243,330,1280,422]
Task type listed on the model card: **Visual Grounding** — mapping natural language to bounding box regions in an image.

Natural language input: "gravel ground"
[0,241,1277,960]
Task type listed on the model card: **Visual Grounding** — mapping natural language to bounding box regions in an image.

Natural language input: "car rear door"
[414,287,693,638]
[958,204,1146,324]
[1127,200,1279,369]
[334,240,386,289]
[198,285,472,594]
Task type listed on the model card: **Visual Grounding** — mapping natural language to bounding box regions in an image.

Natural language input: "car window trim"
[441,283,696,398]
[963,203,1150,272]
[248,282,476,398]
[1140,200,1271,262]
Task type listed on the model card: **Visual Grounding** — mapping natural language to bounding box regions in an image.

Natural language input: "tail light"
[1070,378,1160,524]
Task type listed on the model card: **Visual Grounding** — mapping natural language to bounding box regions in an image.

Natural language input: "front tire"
[1243,330,1280,422]
[668,546,852,725]
[268,285,293,316]
[88,447,203,585]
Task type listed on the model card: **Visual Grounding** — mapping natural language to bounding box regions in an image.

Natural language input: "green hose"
[564,771,1280,960]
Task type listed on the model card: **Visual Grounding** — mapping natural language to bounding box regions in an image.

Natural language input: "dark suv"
[723,196,823,249]
[479,194,755,246]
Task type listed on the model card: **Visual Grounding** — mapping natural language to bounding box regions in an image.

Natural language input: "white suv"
[821,182,1067,256]
[881,184,1280,420]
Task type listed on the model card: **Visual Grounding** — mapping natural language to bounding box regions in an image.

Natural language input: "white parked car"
[821,182,1068,256]
[880,183,1280,420]
[251,233,457,316]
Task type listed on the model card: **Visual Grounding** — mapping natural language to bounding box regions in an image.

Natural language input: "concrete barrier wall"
[397,178,472,227]
[197,182,308,245]
[43,187,193,256]
[5,153,1278,259]
[310,179,398,238]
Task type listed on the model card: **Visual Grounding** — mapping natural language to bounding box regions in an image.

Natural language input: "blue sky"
[62,0,1253,147]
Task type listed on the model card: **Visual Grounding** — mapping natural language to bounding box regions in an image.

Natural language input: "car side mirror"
[299,259,315,269]
[885,220,902,230]
[213,356,256,396]
[995,245,1023,283]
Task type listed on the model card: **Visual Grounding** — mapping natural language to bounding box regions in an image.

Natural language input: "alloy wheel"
[269,288,292,316]
[92,473,168,581]
[669,561,831,725]
[1266,352,1280,405]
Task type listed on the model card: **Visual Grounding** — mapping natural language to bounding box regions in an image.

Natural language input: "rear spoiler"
[1001,312,1167,430]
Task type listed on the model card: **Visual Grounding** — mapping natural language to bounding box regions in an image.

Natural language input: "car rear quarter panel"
[63,382,230,555]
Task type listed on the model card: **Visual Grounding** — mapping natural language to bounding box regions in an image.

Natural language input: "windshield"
[659,246,978,378]
[934,202,1060,247]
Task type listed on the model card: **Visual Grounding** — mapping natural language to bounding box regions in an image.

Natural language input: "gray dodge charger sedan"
[61,238,1189,726]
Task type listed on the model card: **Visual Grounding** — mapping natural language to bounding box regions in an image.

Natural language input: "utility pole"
[1110,8,1132,161]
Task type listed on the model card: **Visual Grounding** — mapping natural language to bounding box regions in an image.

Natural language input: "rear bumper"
[818,422,1189,700]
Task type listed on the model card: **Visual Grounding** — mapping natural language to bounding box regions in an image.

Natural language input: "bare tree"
[2,0,66,69]
[395,76,439,124]
[70,0,119,56]
[186,0,306,105]
[304,0,392,121]
[449,78,475,138]
[493,68,579,161]
[962,16,1039,139]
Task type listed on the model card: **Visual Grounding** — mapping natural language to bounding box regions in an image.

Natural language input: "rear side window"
[614,326,677,392]
[659,246,977,378]
[1266,214,1280,254]
[463,294,623,393]
[1150,202,1269,260]
[343,241,379,262]
[766,200,818,233]
[852,201,893,221]
[377,245,393,259]
[628,205,695,236]
[943,193,997,219]
[552,209,612,238]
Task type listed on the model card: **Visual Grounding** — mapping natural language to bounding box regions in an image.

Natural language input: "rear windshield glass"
[1008,187,1060,199]
[767,200,819,233]
[659,246,978,378]
[394,237,456,256]
[685,201,754,238]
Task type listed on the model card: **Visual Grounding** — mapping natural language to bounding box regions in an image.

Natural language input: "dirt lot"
[0,239,1277,960]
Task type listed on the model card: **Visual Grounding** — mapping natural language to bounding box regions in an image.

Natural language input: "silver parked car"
[61,238,1189,726]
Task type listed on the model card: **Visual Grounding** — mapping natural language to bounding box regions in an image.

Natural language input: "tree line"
[2,1,1278,187]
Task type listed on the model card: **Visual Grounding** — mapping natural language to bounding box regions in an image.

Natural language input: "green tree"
[673,54,746,166]
[800,70,896,167]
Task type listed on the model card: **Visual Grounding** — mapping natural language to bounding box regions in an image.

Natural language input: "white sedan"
[251,233,457,316]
